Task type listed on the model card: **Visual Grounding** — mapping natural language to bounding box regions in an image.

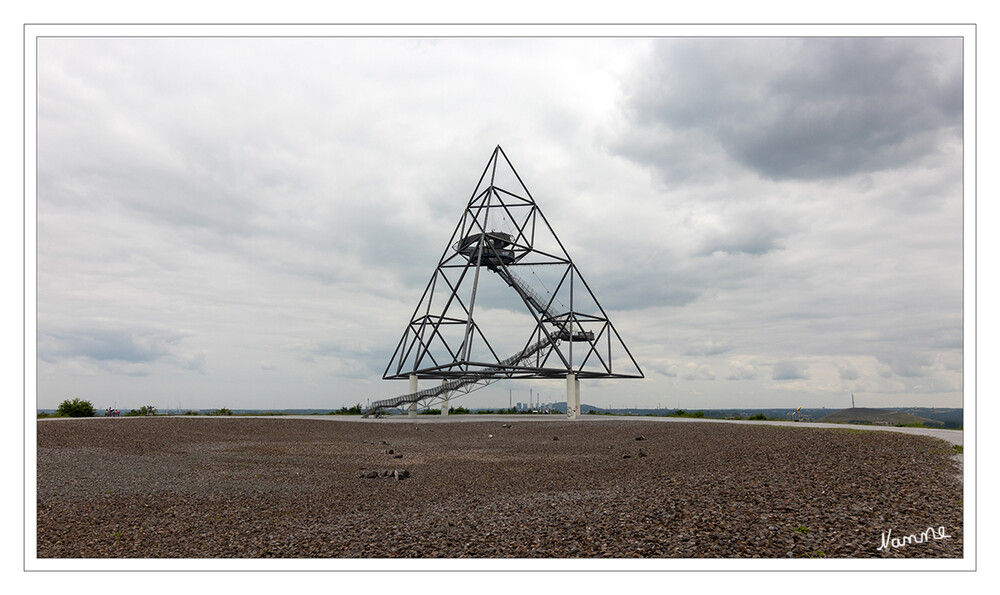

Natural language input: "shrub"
[418,408,441,415]
[182,410,200,415]
[56,398,96,418]
[329,404,363,415]
[668,409,705,418]
[126,405,157,417]
[207,407,232,416]
[449,406,471,415]
[748,413,768,421]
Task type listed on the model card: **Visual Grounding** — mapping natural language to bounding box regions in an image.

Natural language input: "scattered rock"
[553,436,559,441]
[37,418,965,559]
[359,468,413,480]
[622,453,632,459]
[502,424,511,428]
[393,454,403,459]
[635,436,646,441]
[360,468,421,479]
[638,450,648,457]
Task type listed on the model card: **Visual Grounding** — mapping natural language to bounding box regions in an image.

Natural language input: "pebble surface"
[36,417,963,558]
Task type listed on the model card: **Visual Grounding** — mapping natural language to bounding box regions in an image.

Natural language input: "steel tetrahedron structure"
[365,146,642,418]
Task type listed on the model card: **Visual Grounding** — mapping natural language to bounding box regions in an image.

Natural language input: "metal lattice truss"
[369,146,642,416]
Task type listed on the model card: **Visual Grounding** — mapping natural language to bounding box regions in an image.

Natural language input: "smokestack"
[852,393,855,408]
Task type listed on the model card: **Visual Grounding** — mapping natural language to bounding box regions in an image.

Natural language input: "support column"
[566,373,581,419]
[408,375,418,417]
[440,380,450,416]
[575,376,581,417]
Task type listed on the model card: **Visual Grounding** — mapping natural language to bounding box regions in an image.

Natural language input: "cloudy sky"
[33,30,967,412]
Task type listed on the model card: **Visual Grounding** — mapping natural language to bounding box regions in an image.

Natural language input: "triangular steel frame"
[383,146,643,384]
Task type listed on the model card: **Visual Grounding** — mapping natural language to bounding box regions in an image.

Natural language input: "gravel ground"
[36,417,963,558]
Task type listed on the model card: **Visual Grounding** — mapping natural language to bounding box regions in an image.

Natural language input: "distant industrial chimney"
[852,393,855,408]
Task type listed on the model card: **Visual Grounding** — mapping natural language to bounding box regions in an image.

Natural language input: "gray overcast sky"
[34,33,966,411]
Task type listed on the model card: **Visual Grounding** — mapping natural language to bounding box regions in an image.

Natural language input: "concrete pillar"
[566,373,581,419]
[575,376,581,416]
[441,380,450,416]
[408,375,418,417]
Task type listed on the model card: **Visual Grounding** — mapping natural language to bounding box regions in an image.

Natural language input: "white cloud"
[33,32,966,411]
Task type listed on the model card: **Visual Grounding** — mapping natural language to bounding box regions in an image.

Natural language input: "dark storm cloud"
[615,38,962,181]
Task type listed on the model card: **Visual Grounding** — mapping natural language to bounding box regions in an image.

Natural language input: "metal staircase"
[363,230,588,418]
[361,336,555,417]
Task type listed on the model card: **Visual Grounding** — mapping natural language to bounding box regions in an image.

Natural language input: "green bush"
[748,413,768,421]
[418,408,441,415]
[668,409,705,418]
[449,406,471,415]
[182,410,200,415]
[329,404,363,415]
[207,407,232,416]
[125,405,157,417]
[56,398,96,418]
